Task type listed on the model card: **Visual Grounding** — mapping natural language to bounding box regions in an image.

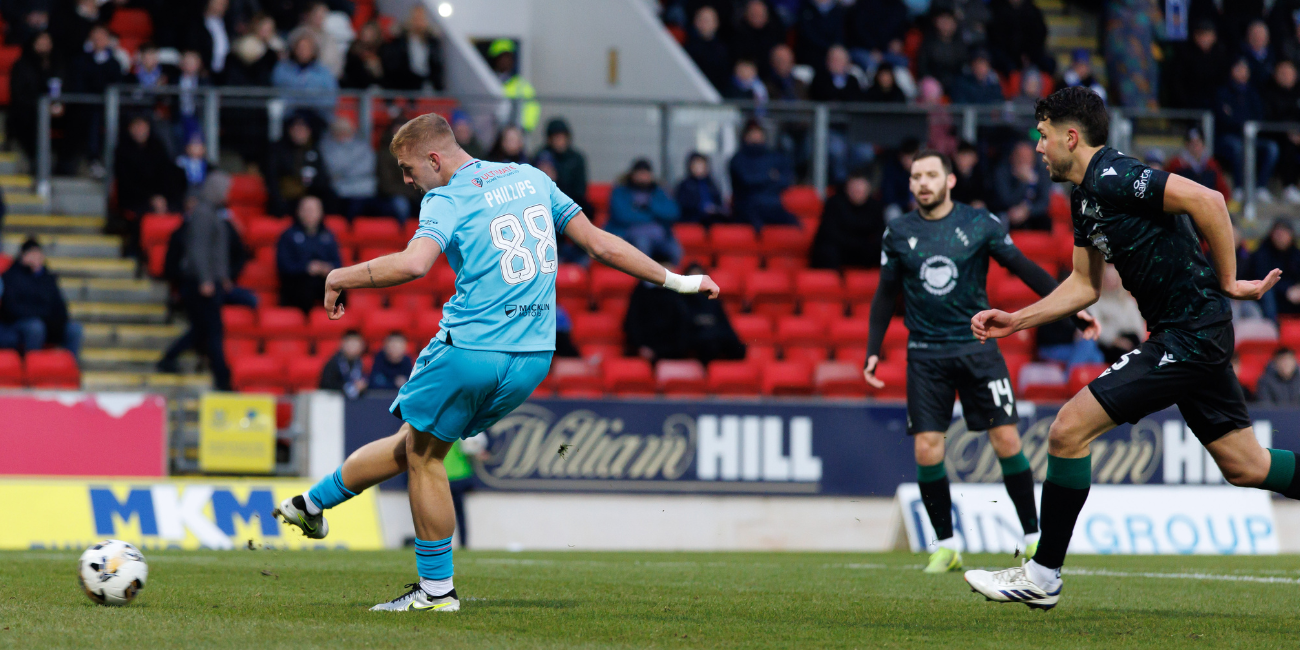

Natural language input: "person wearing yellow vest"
[489,38,539,132]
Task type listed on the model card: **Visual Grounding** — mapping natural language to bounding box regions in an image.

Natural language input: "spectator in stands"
[154,174,234,388]
[342,20,385,89]
[878,137,918,215]
[993,141,1053,231]
[1058,48,1107,102]
[272,29,338,127]
[1169,21,1229,110]
[624,255,692,362]
[539,118,590,215]
[949,49,1005,104]
[810,45,865,101]
[68,24,124,174]
[277,195,342,313]
[846,0,909,78]
[319,330,367,399]
[369,332,413,390]
[987,0,1051,75]
[452,111,487,161]
[175,134,209,190]
[185,0,231,82]
[381,4,445,92]
[951,140,989,208]
[734,0,785,77]
[266,114,334,215]
[918,77,957,154]
[321,116,388,221]
[1262,60,1300,204]
[554,305,580,357]
[7,31,59,167]
[226,13,283,86]
[115,115,184,218]
[487,125,529,165]
[1166,127,1232,197]
[1257,347,1300,404]
[725,59,770,102]
[1,1,48,47]
[53,0,112,61]
[681,262,747,363]
[377,121,417,223]
[489,39,539,132]
[810,167,885,270]
[730,120,798,229]
[300,1,345,79]
[685,5,729,93]
[1090,264,1144,364]
[917,10,967,92]
[609,158,682,263]
[1242,19,1275,88]
[766,44,809,101]
[1216,56,1279,203]
[796,0,845,70]
[0,237,81,359]
[1248,219,1300,318]
[172,50,210,149]
[133,44,167,88]
[676,152,727,226]
[1011,68,1048,111]
[864,65,906,103]
[1280,8,1300,68]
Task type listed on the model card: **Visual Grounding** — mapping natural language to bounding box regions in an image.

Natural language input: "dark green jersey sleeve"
[1075,160,1170,246]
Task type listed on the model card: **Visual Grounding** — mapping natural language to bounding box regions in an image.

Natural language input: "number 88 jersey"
[411,159,581,352]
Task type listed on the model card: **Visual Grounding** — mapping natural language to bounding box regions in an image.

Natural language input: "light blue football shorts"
[389,339,553,442]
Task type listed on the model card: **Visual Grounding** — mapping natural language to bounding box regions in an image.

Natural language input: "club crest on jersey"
[920,255,958,295]
[472,177,483,187]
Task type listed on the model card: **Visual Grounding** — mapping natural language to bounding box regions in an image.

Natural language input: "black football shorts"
[906,347,1019,435]
[1087,323,1250,445]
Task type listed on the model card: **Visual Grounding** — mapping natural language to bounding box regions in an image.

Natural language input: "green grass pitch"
[4,549,1300,649]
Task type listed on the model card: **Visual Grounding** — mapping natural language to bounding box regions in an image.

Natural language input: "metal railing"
[1241,120,1300,221]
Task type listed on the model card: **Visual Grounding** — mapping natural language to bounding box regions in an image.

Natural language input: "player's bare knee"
[913,433,945,465]
[987,426,1022,456]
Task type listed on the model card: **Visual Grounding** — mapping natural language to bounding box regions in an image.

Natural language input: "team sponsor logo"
[1133,168,1152,198]
[504,303,550,318]
[919,255,958,295]
[475,164,520,185]
[471,178,483,187]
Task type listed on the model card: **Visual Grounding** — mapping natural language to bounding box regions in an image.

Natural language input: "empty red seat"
[225,337,259,358]
[1281,318,1300,349]
[882,317,908,352]
[990,278,1038,312]
[781,186,822,220]
[603,358,655,395]
[287,355,328,390]
[352,218,405,248]
[715,253,762,275]
[245,217,291,247]
[108,8,152,40]
[578,342,623,362]
[258,306,307,339]
[1022,383,1071,401]
[829,318,870,348]
[1011,231,1057,259]
[1237,337,1279,356]
[747,344,779,365]
[570,312,623,345]
[433,264,458,295]
[1067,362,1109,395]
[140,213,183,248]
[238,259,278,292]
[590,264,637,300]
[412,309,444,344]
[230,355,284,391]
[815,361,867,397]
[656,359,707,395]
[587,182,613,215]
[777,315,829,346]
[673,223,709,258]
[362,309,413,344]
[222,306,257,337]
[866,359,907,398]
[24,349,79,388]
[227,174,268,207]
[731,314,775,346]
[1238,353,1270,392]
[783,345,829,366]
[708,360,762,395]
[844,269,881,303]
[0,350,22,387]
[710,224,758,253]
[835,346,868,368]
[795,269,843,302]
[343,291,384,314]
[762,361,814,395]
[1000,328,1035,355]
[746,270,795,315]
[801,300,843,325]
[550,357,604,397]
[555,263,589,299]
[760,225,813,261]
[264,339,310,363]
[708,268,744,309]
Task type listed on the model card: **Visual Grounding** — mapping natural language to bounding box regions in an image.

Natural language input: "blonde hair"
[390,113,457,157]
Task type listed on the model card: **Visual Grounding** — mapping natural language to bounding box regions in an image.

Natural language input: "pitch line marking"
[834,562,1300,585]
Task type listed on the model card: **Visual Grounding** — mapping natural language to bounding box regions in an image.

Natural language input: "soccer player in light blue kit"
[272,113,720,612]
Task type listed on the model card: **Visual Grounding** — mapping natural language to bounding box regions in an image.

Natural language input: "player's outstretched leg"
[372,423,459,612]
[276,429,409,539]
[988,424,1040,558]
[915,432,962,573]
[1208,428,1300,498]
[966,389,1114,609]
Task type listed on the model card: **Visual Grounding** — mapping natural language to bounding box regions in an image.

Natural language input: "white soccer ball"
[78,539,148,606]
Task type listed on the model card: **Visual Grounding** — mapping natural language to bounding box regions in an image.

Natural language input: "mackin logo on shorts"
[504,303,550,318]
[919,255,958,295]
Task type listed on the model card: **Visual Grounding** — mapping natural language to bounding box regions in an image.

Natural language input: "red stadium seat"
[1067,363,1109,396]
[597,296,630,319]
[1048,190,1071,224]
[570,312,623,345]
[0,254,10,273]
[324,215,353,245]
[815,361,867,397]
[762,361,814,395]
[746,270,795,316]
[362,309,414,345]
[865,359,907,398]
[264,339,310,363]
[1022,383,1071,401]
[843,269,881,304]
[558,297,590,317]
[238,259,278,292]
[1238,353,1270,392]
[0,47,21,76]
[990,278,1037,312]
[708,268,744,310]
[1280,318,1300,349]
[603,357,655,395]
[24,349,79,388]
[0,350,22,387]
[783,345,829,366]
[1004,352,1031,391]
[882,317,908,352]
[1237,337,1279,356]
[708,360,762,395]
[555,263,589,300]
[673,224,709,259]
[579,343,623,362]
[765,255,807,272]
[731,314,775,346]
[550,358,604,397]
[433,264,457,295]
[227,205,265,227]
[225,337,259,358]
[747,344,779,365]
[710,224,758,254]
[835,346,868,368]
[1010,231,1057,260]
[1000,328,1036,356]
[760,225,814,262]
[829,318,870,348]
[656,359,707,395]
[781,186,822,220]
[227,174,268,207]
[777,315,828,346]
[258,306,307,339]
[245,217,291,248]
[343,291,384,314]
[794,269,843,302]
[352,218,405,249]
[715,253,762,275]
[412,309,444,345]
[108,8,152,40]
[588,182,613,215]
[801,300,844,325]
[140,213,183,248]
[230,355,284,392]
[589,265,637,300]
[222,306,258,337]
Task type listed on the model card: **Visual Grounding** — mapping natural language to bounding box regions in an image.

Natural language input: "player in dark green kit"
[966,87,1293,610]
[863,151,1098,573]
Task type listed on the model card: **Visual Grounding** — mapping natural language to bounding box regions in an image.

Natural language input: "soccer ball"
[78,540,148,606]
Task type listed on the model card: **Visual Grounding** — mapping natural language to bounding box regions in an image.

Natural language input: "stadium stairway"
[0,170,211,394]
[1045,0,1102,85]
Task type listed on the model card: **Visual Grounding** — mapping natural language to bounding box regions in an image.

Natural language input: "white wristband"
[663,270,704,293]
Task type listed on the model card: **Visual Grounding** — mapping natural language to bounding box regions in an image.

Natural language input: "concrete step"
[3,233,120,258]
[59,277,167,303]
[0,175,32,191]
[1047,15,1083,38]
[0,152,21,176]
[1038,0,1065,12]
[82,371,212,392]
[1050,35,1096,53]
[4,214,105,234]
[50,177,105,216]
[46,256,136,279]
[70,301,168,324]
[144,372,212,391]
[83,323,186,348]
[82,347,163,372]
[82,371,146,391]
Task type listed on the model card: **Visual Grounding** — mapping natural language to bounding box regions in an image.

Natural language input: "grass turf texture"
[4,550,1300,649]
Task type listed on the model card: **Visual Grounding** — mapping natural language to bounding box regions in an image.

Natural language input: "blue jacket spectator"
[949,51,1006,104]
[1215,56,1279,197]
[729,120,798,229]
[1248,220,1300,316]
[684,6,730,92]
[277,195,342,313]
[993,142,1053,231]
[272,29,338,124]
[676,152,727,226]
[1242,19,1274,88]
[608,158,682,264]
[796,0,846,70]
[369,333,414,390]
[0,238,82,358]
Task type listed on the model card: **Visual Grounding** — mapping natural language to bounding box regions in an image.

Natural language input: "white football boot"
[272,495,329,540]
[370,584,460,612]
[964,560,1061,610]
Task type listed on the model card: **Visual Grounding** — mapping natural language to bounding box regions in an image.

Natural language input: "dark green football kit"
[1072,147,1249,443]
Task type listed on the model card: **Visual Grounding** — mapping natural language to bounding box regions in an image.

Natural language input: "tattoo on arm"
[367,262,376,287]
